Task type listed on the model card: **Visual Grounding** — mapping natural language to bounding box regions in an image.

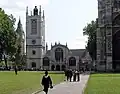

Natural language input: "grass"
[0,71,65,94]
[84,73,120,94]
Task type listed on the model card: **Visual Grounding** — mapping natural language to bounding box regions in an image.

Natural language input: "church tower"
[16,18,25,55]
[26,6,45,70]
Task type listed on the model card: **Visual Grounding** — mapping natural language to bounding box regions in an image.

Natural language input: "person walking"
[14,66,18,75]
[73,70,77,82]
[64,69,68,81]
[76,71,80,81]
[41,71,53,94]
[66,69,70,81]
[69,69,73,82]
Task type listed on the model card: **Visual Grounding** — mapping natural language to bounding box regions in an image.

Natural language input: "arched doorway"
[69,57,76,66]
[51,65,55,71]
[43,57,50,66]
[61,65,66,71]
[113,14,120,71]
[56,65,60,71]
[32,62,36,68]
[113,30,120,70]
[55,48,63,62]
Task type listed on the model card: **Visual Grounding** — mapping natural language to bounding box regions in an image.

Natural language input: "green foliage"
[0,8,17,68]
[83,20,97,60]
[21,54,27,66]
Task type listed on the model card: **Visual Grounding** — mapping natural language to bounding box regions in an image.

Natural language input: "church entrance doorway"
[56,65,60,71]
[112,14,120,71]
[51,65,55,71]
[113,31,120,71]
[61,65,66,71]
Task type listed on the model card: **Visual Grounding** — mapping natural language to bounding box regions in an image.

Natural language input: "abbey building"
[97,0,120,71]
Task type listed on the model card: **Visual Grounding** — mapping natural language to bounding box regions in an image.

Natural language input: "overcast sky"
[0,0,98,50]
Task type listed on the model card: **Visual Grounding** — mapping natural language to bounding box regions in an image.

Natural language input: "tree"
[0,8,17,69]
[83,20,97,60]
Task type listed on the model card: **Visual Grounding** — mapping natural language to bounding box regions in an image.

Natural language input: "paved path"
[38,74,89,94]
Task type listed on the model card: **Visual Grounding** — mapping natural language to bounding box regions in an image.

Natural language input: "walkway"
[38,73,89,94]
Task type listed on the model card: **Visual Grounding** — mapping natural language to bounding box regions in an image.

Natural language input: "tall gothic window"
[69,57,76,66]
[31,19,37,34]
[55,48,63,62]
[43,57,50,66]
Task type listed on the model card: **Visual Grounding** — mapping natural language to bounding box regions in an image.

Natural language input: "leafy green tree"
[83,20,97,60]
[0,8,17,69]
[21,54,26,67]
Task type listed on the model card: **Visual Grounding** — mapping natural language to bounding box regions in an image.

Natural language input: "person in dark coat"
[69,69,73,82]
[14,66,17,75]
[64,69,68,81]
[41,71,53,94]
[76,71,80,81]
[73,70,77,82]
[65,69,69,81]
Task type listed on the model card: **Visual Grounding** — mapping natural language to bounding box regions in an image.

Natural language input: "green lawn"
[84,73,120,94]
[0,71,65,94]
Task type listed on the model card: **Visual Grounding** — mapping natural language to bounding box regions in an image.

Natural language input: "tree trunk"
[4,54,8,70]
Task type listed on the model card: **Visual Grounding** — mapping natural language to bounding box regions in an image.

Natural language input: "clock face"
[32,40,36,44]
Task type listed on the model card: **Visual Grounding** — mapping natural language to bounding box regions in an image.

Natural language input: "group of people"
[41,70,80,94]
[39,69,81,94]
[65,69,80,82]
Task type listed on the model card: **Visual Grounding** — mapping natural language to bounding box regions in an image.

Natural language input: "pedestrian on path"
[41,71,53,94]
[69,69,73,82]
[76,71,80,81]
[66,69,70,81]
[64,69,68,81]
[73,70,77,82]
[14,66,18,75]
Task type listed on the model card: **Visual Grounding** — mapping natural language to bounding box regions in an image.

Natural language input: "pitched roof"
[51,44,69,50]
[70,49,86,57]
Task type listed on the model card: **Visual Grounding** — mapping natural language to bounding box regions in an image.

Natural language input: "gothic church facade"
[97,0,120,71]
[42,43,92,71]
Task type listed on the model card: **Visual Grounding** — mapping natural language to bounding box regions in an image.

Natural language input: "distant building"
[16,18,25,55]
[42,43,92,71]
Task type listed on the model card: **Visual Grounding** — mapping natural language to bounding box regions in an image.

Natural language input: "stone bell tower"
[26,6,45,70]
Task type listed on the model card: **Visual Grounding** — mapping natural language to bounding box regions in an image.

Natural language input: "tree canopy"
[83,20,97,60]
[0,8,18,68]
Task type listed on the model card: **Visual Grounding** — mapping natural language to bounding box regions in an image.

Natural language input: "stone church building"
[26,6,45,69]
[26,6,92,71]
[43,43,92,71]
[97,0,120,71]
